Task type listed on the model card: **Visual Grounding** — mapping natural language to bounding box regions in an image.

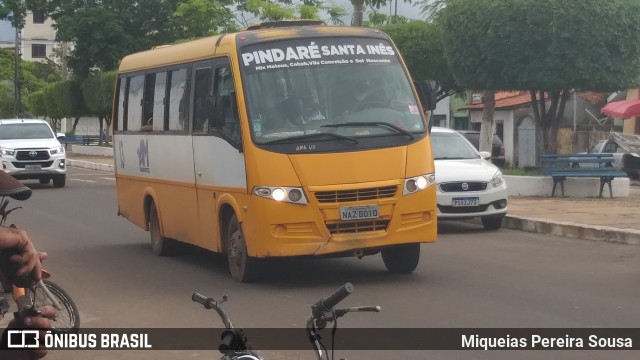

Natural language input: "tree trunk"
[98,116,104,146]
[479,90,496,153]
[351,0,365,26]
[71,117,80,134]
[529,89,571,162]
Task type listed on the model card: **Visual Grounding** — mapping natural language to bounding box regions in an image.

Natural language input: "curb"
[66,158,640,246]
[67,159,115,173]
[503,215,640,246]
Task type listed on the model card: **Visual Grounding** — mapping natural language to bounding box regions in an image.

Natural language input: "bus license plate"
[25,164,42,170]
[340,205,379,221]
[452,197,479,207]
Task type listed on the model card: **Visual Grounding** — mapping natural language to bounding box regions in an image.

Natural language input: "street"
[4,167,640,360]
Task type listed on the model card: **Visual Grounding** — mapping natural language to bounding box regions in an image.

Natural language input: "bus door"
[191,58,246,251]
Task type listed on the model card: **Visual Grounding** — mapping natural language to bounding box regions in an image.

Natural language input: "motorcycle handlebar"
[311,282,354,317]
[192,293,215,308]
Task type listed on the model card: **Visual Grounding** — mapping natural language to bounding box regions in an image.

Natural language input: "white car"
[431,127,507,230]
[0,119,67,188]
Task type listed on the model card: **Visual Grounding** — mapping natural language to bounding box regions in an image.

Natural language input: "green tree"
[27,90,46,118]
[171,0,236,39]
[381,20,461,103]
[82,71,116,143]
[441,0,640,156]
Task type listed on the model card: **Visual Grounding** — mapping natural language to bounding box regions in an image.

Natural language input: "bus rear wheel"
[149,202,174,256]
[381,243,420,274]
[227,214,258,283]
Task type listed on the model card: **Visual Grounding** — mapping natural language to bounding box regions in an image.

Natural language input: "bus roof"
[117,25,389,73]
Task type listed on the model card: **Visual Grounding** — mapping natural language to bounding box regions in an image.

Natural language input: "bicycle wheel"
[27,280,80,334]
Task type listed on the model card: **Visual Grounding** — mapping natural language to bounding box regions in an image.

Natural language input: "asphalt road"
[3,167,640,360]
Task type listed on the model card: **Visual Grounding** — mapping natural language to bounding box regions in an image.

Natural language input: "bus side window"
[142,73,156,132]
[192,67,213,134]
[211,65,241,146]
[127,75,144,131]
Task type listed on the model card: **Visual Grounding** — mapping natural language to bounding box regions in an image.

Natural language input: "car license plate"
[25,164,42,170]
[340,205,379,221]
[452,197,479,207]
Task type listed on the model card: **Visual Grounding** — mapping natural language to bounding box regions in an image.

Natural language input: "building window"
[32,44,46,58]
[32,11,46,24]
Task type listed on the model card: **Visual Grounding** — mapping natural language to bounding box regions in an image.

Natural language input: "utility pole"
[13,26,22,117]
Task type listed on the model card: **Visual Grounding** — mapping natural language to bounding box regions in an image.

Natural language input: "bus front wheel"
[227,214,258,283]
[381,243,420,274]
[149,202,174,256]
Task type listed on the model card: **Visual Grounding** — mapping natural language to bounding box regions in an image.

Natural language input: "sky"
[0,21,13,41]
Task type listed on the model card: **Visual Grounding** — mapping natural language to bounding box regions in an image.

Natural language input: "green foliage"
[82,71,116,118]
[381,20,461,100]
[172,0,235,38]
[244,0,296,21]
[441,0,640,92]
[0,81,14,118]
[26,90,46,117]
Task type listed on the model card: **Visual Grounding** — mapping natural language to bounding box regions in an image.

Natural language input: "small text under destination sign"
[340,205,379,220]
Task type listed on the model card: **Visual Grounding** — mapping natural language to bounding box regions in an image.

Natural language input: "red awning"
[601,99,640,118]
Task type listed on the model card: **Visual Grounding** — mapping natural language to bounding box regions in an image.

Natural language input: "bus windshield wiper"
[263,132,359,145]
[321,122,415,140]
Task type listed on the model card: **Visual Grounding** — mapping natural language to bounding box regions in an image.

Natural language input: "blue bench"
[61,135,102,149]
[539,154,628,198]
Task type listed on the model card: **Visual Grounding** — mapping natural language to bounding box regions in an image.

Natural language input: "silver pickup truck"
[572,133,640,179]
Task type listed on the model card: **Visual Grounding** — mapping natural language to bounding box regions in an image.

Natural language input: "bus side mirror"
[414,80,437,111]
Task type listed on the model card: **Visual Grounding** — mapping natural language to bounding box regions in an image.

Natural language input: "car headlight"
[491,171,504,188]
[50,146,65,155]
[403,173,436,195]
[0,148,15,156]
[252,186,308,204]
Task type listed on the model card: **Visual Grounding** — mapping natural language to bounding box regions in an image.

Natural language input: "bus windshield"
[239,37,425,145]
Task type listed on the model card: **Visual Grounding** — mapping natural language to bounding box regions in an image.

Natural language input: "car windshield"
[431,132,480,160]
[240,37,425,145]
[0,123,54,140]
[588,140,606,153]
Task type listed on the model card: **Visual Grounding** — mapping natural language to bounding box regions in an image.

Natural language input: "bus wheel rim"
[229,230,245,271]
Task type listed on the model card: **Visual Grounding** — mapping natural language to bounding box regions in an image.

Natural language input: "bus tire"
[227,214,258,283]
[149,202,174,256]
[381,243,420,274]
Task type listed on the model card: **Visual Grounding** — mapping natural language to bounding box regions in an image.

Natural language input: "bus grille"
[439,182,487,192]
[326,220,390,234]
[314,186,397,203]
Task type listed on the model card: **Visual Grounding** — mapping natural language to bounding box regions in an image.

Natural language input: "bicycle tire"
[27,279,80,334]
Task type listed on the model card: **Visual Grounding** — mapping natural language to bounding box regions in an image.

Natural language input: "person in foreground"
[0,170,55,359]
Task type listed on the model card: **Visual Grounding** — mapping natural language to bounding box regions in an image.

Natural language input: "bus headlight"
[252,186,308,204]
[403,174,435,195]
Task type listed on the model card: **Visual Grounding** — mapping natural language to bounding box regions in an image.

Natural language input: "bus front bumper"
[242,184,437,258]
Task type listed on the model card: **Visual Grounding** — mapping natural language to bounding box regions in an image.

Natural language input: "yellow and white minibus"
[112,21,438,282]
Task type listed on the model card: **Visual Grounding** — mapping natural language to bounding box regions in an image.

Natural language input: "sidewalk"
[66,153,640,245]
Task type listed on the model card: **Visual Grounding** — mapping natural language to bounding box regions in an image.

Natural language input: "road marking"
[70,178,97,183]
[101,177,115,181]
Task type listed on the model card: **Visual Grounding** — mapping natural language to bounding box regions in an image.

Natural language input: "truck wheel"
[53,175,66,188]
[381,243,420,274]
